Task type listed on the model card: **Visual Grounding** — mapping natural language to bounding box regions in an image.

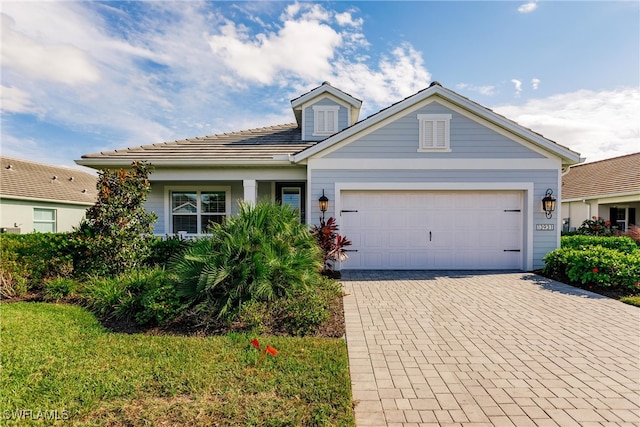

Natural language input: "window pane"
[201,192,225,213]
[33,222,55,233]
[282,188,301,211]
[172,192,197,213]
[173,215,197,234]
[34,208,55,221]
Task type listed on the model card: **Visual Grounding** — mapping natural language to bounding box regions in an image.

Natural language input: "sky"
[1,0,639,172]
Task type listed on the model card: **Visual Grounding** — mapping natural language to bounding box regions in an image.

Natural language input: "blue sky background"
[1,1,638,171]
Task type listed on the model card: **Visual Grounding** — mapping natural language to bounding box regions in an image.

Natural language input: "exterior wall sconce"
[318,189,329,220]
[542,188,557,219]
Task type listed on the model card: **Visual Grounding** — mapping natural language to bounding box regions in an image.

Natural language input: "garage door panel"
[340,190,523,270]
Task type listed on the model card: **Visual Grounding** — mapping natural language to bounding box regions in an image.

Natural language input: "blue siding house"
[78,82,582,271]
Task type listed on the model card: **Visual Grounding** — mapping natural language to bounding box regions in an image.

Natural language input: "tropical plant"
[576,216,616,236]
[310,217,352,274]
[171,201,323,321]
[72,161,157,277]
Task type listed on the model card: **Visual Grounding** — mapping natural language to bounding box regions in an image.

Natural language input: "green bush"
[561,235,638,253]
[145,235,192,267]
[42,277,82,302]
[171,201,323,321]
[237,278,342,336]
[543,246,640,290]
[0,233,74,296]
[73,161,157,277]
[81,269,181,325]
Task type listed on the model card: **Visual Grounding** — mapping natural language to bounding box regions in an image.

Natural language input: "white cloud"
[207,3,430,112]
[456,83,496,96]
[1,13,100,85]
[518,2,538,13]
[1,85,37,114]
[335,11,364,28]
[531,78,541,90]
[208,18,342,84]
[494,88,640,162]
[511,79,523,96]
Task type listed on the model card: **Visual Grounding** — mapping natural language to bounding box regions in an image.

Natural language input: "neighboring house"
[77,82,581,271]
[0,157,97,233]
[561,152,639,232]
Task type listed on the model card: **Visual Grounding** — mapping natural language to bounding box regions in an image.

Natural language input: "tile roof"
[562,152,640,200]
[1,157,97,205]
[81,123,315,162]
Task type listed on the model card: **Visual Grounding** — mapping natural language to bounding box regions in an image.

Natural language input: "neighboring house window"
[33,208,56,233]
[313,105,340,135]
[417,114,452,151]
[170,189,228,234]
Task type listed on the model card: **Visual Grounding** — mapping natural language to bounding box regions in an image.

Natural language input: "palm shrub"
[171,201,323,321]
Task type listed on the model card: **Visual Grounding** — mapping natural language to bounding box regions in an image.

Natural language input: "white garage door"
[340,190,523,270]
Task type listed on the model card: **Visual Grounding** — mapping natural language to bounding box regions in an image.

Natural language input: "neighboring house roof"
[77,82,582,168]
[562,152,640,200]
[78,123,314,167]
[1,157,97,205]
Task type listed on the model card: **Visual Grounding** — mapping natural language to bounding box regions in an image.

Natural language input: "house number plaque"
[536,224,554,231]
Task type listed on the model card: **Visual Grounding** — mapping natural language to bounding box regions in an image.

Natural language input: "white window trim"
[417,113,452,152]
[33,208,57,233]
[164,186,231,235]
[313,105,340,136]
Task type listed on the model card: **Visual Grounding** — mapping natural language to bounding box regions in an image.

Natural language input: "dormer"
[291,82,363,141]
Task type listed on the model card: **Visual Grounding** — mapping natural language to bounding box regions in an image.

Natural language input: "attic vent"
[82,189,88,193]
[429,81,442,87]
[69,177,74,182]
[51,175,58,181]
[5,164,13,170]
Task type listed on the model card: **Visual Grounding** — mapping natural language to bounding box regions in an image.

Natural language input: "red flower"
[592,268,599,274]
[265,345,278,356]
[250,339,260,349]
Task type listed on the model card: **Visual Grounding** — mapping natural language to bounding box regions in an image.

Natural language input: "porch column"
[243,179,257,205]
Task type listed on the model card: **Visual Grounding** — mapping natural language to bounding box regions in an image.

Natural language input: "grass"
[620,295,640,307]
[0,303,354,426]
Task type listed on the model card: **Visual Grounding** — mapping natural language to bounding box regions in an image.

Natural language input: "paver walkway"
[341,271,640,427]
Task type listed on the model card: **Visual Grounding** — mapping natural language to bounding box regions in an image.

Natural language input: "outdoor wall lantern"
[318,189,329,220]
[542,188,557,219]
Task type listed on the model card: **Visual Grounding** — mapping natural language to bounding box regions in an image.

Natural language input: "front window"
[170,189,228,234]
[33,208,56,233]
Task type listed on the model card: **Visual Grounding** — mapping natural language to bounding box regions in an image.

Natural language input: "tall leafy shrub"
[72,161,157,276]
[171,201,323,321]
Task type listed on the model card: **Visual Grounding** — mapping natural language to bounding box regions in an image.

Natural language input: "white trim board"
[309,158,560,170]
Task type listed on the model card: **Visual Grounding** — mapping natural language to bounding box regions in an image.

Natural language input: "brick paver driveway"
[341,271,640,427]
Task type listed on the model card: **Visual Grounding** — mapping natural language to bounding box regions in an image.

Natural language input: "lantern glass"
[318,190,329,213]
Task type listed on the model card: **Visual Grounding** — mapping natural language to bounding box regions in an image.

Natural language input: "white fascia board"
[291,85,362,109]
[149,167,306,181]
[294,85,582,165]
[436,87,582,164]
[0,195,95,206]
[308,158,561,170]
[76,158,296,168]
[562,191,640,203]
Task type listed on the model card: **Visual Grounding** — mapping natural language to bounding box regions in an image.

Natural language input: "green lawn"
[1,303,354,426]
